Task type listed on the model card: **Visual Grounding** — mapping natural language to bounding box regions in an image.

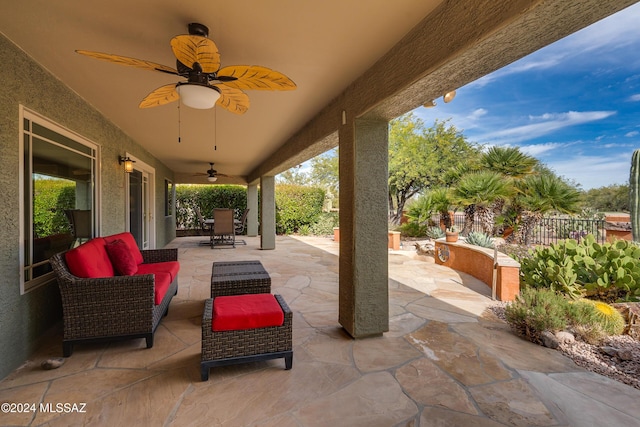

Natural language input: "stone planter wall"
[434,239,520,301]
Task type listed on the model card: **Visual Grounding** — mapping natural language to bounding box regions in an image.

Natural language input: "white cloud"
[519,143,565,157]
[630,94,640,102]
[625,131,639,137]
[471,57,563,87]
[467,108,488,120]
[546,152,632,190]
[473,110,616,145]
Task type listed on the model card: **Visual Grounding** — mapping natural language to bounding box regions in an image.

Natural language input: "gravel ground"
[489,305,640,390]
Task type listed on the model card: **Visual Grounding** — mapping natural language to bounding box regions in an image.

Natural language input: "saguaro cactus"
[631,149,640,241]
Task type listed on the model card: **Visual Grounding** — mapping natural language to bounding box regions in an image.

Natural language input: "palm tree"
[512,174,581,245]
[481,146,539,234]
[428,187,453,230]
[481,146,538,177]
[451,171,513,235]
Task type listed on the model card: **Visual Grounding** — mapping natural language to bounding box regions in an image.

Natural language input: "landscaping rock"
[541,331,559,349]
[41,357,65,370]
[612,302,640,339]
[555,331,575,344]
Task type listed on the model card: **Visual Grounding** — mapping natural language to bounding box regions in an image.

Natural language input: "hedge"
[275,184,325,234]
[175,185,247,230]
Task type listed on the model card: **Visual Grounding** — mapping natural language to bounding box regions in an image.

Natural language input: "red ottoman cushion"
[213,294,284,331]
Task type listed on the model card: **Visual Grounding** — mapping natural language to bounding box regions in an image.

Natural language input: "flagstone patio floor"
[1,235,639,426]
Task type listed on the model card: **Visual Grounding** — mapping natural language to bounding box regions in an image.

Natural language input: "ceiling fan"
[194,162,231,182]
[76,23,296,114]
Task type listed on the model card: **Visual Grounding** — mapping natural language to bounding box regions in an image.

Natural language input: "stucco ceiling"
[1,0,637,184]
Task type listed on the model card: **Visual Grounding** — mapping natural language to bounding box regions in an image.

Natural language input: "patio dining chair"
[234,208,249,245]
[64,209,92,248]
[194,205,212,246]
[212,208,235,248]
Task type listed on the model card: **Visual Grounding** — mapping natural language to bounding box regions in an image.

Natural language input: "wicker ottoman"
[211,260,271,297]
[200,294,293,381]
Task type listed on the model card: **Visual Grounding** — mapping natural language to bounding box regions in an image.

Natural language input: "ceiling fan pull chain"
[178,100,182,143]
[214,107,217,150]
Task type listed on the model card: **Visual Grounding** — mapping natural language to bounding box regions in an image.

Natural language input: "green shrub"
[465,231,494,248]
[298,224,311,236]
[33,179,76,237]
[310,212,339,236]
[175,185,247,229]
[275,184,325,234]
[505,288,570,344]
[519,235,640,302]
[399,221,427,238]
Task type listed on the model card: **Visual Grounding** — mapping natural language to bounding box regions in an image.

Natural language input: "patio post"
[260,175,276,249]
[247,183,259,237]
[338,116,389,337]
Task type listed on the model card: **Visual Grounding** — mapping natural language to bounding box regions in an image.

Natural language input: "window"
[20,107,99,293]
[165,179,174,217]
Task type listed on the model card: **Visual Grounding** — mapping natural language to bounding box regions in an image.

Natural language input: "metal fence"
[530,217,606,246]
[446,213,606,245]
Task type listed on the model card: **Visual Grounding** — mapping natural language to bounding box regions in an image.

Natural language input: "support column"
[260,176,276,250]
[338,117,389,338]
[247,183,259,237]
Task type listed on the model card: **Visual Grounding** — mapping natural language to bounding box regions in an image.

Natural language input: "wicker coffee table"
[211,260,271,297]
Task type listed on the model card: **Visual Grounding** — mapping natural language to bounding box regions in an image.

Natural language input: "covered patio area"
[1,236,639,426]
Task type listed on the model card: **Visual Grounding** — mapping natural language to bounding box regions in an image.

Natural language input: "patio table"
[211,260,271,297]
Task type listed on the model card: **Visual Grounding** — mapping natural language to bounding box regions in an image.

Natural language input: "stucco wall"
[0,34,176,379]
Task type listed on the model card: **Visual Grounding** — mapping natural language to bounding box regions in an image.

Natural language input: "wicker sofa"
[49,232,179,356]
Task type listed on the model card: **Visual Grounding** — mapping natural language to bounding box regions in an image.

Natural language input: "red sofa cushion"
[212,294,284,331]
[65,237,114,278]
[104,232,143,265]
[136,261,180,282]
[152,271,172,305]
[105,239,138,276]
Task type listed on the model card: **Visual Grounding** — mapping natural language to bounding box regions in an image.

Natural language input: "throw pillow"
[105,239,138,276]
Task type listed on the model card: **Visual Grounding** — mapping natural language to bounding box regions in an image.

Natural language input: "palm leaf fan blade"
[215,85,250,114]
[218,65,296,90]
[139,84,179,108]
[170,35,220,73]
[75,50,178,75]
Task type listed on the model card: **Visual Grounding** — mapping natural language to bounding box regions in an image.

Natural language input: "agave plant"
[465,231,495,248]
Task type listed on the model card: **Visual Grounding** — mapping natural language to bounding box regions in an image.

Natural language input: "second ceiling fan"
[194,162,232,182]
[76,23,296,114]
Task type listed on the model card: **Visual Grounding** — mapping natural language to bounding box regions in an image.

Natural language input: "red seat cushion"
[105,239,138,276]
[65,238,114,278]
[212,294,284,331]
[104,232,143,265]
[136,261,180,282]
[152,272,172,305]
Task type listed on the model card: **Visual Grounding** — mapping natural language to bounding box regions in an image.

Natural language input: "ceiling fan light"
[177,84,220,109]
[443,90,456,103]
[207,175,218,182]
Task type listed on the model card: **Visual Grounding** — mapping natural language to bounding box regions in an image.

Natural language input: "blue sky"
[415,3,640,190]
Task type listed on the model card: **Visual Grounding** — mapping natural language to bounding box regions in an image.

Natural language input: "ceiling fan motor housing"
[188,23,209,37]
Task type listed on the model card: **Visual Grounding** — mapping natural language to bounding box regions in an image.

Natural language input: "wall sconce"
[443,90,457,103]
[423,90,456,108]
[119,156,135,173]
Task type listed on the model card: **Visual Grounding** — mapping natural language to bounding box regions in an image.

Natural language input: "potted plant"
[445,226,459,242]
